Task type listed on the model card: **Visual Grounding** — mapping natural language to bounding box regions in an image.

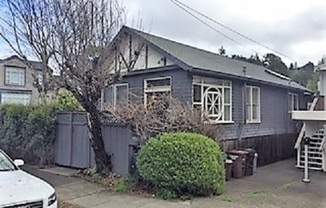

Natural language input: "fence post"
[69,112,73,166]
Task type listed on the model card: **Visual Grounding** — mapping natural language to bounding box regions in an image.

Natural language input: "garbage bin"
[225,159,233,181]
[243,148,256,176]
[227,150,248,179]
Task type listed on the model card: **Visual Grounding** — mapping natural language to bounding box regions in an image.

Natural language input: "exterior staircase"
[297,129,324,170]
[294,96,326,172]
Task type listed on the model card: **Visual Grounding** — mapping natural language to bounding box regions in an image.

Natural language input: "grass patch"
[114,177,136,193]
[280,182,294,189]
[247,190,276,198]
[91,173,102,183]
[219,195,236,203]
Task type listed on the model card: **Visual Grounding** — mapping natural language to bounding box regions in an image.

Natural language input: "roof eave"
[125,65,181,77]
[192,68,311,93]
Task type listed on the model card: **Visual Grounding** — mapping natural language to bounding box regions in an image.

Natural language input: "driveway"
[24,159,326,208]
[23,166,79,187]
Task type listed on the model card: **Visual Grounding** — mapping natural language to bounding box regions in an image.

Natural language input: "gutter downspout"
[237,75,247,148]
[287,80,291,134]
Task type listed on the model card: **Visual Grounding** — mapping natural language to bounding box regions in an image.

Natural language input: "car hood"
[0,170,54,205]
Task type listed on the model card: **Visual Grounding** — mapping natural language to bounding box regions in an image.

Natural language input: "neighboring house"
[103,26,312,165]
[0,55,43,105]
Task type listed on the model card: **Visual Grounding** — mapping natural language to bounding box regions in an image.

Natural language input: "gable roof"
[122,26,309,92]
[0,55,43,71]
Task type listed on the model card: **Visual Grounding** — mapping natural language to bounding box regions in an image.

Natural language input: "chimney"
[242,66,247,76]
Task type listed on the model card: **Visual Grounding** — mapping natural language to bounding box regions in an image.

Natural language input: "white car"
[0,149,57,208]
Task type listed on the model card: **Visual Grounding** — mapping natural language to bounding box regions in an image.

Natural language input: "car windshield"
[0,151,17,171]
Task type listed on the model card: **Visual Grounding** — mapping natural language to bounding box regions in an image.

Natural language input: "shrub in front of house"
[55,90,83,111]
[0,104,56,165]
[136,132,225,198]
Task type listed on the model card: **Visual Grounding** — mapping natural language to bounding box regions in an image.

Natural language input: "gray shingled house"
[103,26,311,165]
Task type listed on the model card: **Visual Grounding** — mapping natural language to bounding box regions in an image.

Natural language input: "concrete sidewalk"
[26,159,326,208]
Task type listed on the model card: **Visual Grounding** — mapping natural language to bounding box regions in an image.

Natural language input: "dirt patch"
[72,170,153,197]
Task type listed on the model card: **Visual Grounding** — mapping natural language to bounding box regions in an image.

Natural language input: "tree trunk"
[87,112,112,174]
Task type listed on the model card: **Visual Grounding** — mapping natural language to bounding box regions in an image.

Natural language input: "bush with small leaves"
[55,90,83,111]
[0,104,56,165]
[136,132,225,198]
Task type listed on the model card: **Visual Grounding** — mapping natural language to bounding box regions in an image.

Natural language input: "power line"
[170,0,259,55]
[170,0,301,64]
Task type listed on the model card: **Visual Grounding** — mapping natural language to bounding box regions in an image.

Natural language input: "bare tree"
[103,94,223,144]
[0,0,125,173]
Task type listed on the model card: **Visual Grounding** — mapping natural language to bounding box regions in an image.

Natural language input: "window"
[5,66,25,86]
[144,77,171,109]
[289,92,299,111]
[246,86,260,123]
[102,83,129,110]
[36,71,43,86]
[114,84,129,109]
[193,77,232,123]
[1,93,31,105]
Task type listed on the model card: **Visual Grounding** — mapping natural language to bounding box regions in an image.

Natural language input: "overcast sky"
[124,0,326,67]
[1,0,326,67]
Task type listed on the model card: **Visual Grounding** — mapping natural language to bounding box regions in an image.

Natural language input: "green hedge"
[55,90,83,111]
[136,132,225,197]
[0,104,56,165]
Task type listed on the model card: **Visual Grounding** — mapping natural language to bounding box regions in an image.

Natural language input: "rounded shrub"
[136,132,225,197]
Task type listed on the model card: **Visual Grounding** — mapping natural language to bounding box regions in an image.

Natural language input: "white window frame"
[289,92,299,112]
[101,83,129,110]
[144,76,171,107]
[246,85,261,123]
[1,92,31,105]
[113,83,129,110]
[5,66,26,86]
[35,71,43,86]
[193,77,233,123]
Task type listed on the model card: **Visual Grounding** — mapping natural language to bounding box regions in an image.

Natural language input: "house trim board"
[122,27,192,72]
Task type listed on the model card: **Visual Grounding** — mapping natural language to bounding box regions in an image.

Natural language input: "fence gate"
[55,112,91,168]
[55,112,136,176]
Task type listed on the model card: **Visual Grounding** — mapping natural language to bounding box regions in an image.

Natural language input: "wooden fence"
[55,112,137,176]
[55,112,298,175]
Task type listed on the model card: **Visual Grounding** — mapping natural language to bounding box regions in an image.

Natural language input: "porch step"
[312,133,324,137]
[299,157,322,163]
[310,143,323,147]
[308,146,323,150]
[297,164,323,171]
[301,152,323,156]
[296,125,325,172]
